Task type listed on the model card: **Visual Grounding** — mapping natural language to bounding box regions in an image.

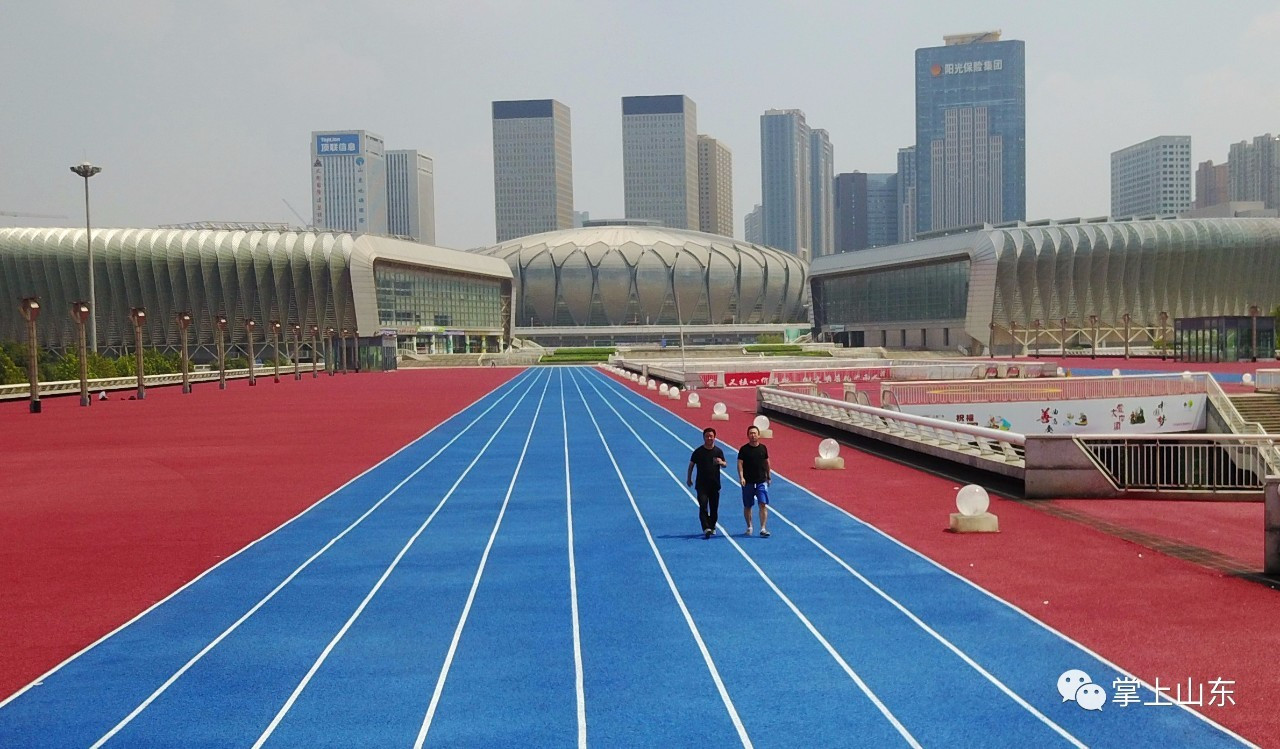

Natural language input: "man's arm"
[687,460,695,487]
[764,457,772,484]
[737,457,746,486]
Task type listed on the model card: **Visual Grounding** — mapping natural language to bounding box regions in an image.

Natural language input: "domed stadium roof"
[474,226,807,328]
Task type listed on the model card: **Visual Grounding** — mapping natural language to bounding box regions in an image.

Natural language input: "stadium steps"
[1227,393,1280,432]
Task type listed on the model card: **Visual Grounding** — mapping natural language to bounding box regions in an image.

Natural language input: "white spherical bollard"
[647,380,657,390]
[687,392,701,408]
[752,414,772,438]
[1111,368,1121,377]
[956,484,989,516]
[814,438,844,470]
[711,401,729,421]
[659,383,669,395]
[1056,366,1065,376]
[1243,373,1254,385]
[1182,371,1193,381]
[669,386,681,400]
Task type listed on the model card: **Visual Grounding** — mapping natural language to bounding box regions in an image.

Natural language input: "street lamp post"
[1122,313,1131,360]
[71,302,91,407]
[69,162,103,353]
[1089,315,1099,359]
[326,327,336,376]
[1250,304,1260,363]
[1159,311,1169,361]
[130,307,146,400]
[270,320,282,383]
[310,325,319,378]
[1032,319,1042,358]
[216,314,228,389]
[340,328,350,374]
[1010,321,1019,358]
[1060,317,1068,358]
[245,319,258,386]
[291,323,302,381]
[20,298,41,413]
[178,312,192,394]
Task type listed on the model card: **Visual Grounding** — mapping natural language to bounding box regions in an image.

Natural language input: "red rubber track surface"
[0,367,521,700]
[617,369,1280,746]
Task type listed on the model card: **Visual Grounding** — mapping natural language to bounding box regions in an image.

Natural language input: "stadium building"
[0,227,513,367]
[809,216,1280,354]
[474,224,808,345]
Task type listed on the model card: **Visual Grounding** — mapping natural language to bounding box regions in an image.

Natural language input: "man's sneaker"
[709,527,716,537]
[760,528,771,538]
[745,524,753,536]
[704,528,713,539]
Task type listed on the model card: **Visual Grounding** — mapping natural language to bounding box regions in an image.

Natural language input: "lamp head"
[270,320,281,333]
[70,302,90,323]
[178,312,192,329]
[20,297,40,322]
[70,162,102,179]
[215,314,228,329]
[245,319,256,330]
[130,307,146,325]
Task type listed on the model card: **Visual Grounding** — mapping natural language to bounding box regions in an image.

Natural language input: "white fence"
[882,372,1206,409]
[1257,369,1280,393]
[0,364,308,401]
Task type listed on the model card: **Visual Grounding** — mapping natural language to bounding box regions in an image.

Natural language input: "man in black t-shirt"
[737,425,771,537]
[687,427,728,538]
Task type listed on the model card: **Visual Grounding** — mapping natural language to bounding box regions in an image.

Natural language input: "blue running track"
[0,368,1255,747]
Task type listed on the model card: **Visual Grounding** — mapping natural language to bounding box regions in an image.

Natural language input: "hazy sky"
[3,1,1278,249]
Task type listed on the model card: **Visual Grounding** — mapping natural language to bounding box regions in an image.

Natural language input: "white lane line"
[578,371,919,748]
[412,369,554,748]
[90,370,545,748]
[561,369,587,748]
[248,369,552,748]
[566,370,754,749]
[590,371,1246,748]
[0,369,534,713]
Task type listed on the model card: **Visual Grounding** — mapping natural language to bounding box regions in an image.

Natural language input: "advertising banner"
[900,394,1208,435]
[316,133,360,154]
[724,371,771,387]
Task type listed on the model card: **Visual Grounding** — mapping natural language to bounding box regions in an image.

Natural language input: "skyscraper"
[622,95,698,229]
[915,31,1025,234]
[744,204,764,245]
[1195,160,1230,209]
[760,109,811,259]
[1110,136,1191,217]
[809,129,835,257]
[835,172,899,252]
[697,135,734,237]
[1228,134,1280,210]
[386,150,435,244]
[897,146,917,242]
[311,130,388,235]
[492,99,574,242]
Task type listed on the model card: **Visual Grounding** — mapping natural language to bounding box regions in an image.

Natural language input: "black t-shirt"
[689,446,725,490]
[738,443,770,484]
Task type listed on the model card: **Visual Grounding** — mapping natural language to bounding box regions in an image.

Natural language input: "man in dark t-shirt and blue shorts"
[688,427,728,538]
[737,425,771,537]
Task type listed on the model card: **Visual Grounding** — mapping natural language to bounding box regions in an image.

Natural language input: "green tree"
[0,346,23,385]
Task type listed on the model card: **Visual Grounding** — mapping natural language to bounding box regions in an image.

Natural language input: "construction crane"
[0,210,69,219]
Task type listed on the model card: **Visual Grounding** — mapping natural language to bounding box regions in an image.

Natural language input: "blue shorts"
[741,482,769,508]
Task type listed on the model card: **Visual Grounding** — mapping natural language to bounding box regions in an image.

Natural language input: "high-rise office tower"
[492,99,574,242]
[386,150,435,244]
[311,130,388,234]
[744,204,764,244]
[697,135,734,237]
[1195,160,1230,209]
[622,95,698,229]
[915,31,1025,234]
[897,146,917,243]
[1228,134,1280,210]
[835,172,899,252]
[760,109,812,259]
[1110,136,1192,217]
[809,129,835,257]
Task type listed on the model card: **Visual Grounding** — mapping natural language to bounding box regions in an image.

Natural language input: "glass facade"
[1174,316,1276,363]
[374,261,504,331]
[816,258,970,324]
[915,39,1025,234]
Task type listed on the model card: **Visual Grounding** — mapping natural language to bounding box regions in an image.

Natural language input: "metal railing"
[1201,373,1280,474]
[1256,368,1280,393]
[758,386,1026,467]
[1076,434,1279,492]
[0,365,304,401]
[882,372,1206,407]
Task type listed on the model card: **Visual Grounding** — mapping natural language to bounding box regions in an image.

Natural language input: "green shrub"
[0,347,22,385]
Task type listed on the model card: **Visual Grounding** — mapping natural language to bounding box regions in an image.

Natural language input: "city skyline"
[4,2,1279,250]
